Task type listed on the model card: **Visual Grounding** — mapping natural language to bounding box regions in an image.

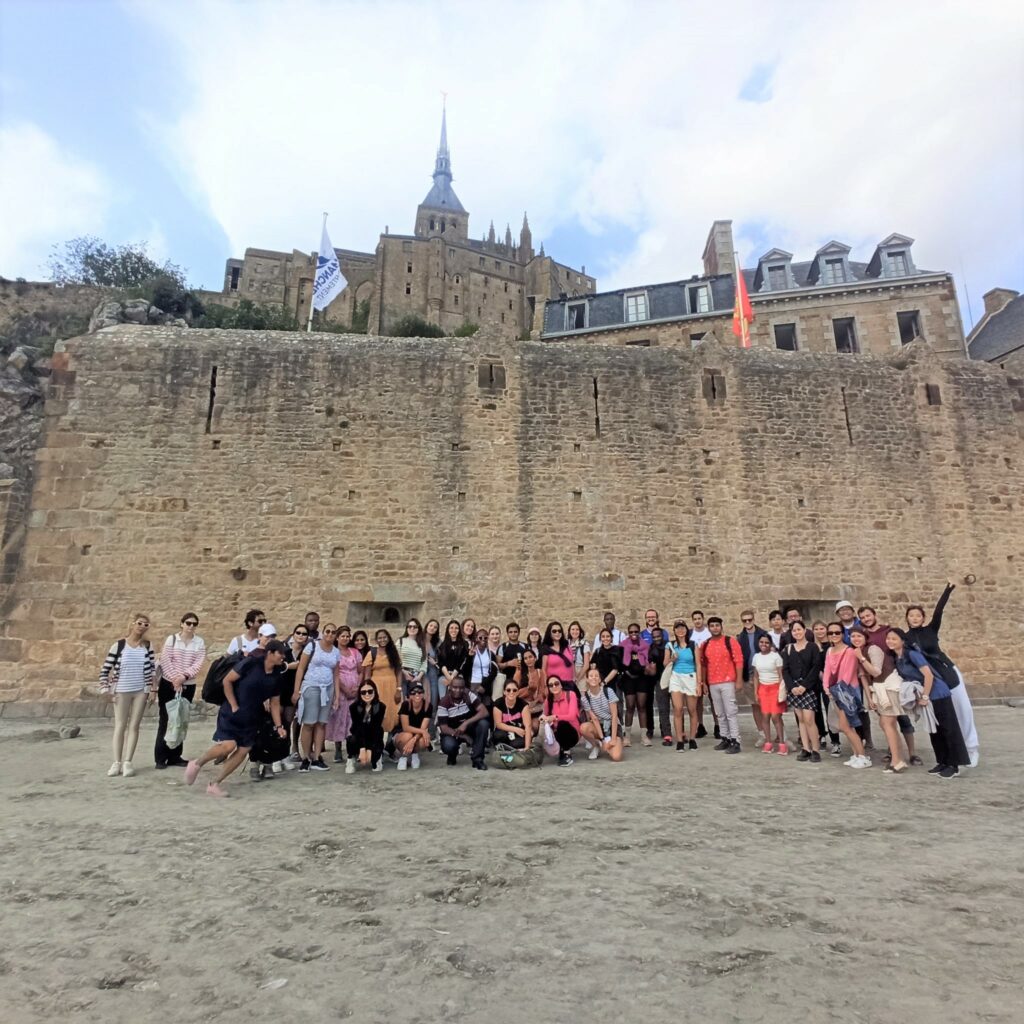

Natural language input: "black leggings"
[346,736,383,766]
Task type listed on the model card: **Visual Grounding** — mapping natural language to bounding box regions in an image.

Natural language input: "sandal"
[909,755,924,767]
[884,762,908,774]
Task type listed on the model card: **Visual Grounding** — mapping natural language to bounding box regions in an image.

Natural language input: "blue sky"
[2,0,1023,328]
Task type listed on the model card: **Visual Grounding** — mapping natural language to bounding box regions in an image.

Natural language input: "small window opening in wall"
[695,497,704,506]
[898,310,921,344]
[452,545,460,555]
[592,376,601,437]
[572,490,582,502]
[925,384,942,406]
[573,442,581,453]
[203,547,212,556]
[405,284,411,295]
[477,362,507,389]
[406,262,413,273]
[688,545,698,556]
[690,332,705,348]
[211,438,221,449]
[457,491,466,503]
[773,323,798,350]
[332,440,341,451]
[833,317,858,354]
[701,368,726,404]
[454,295,459,306]
[567,302,586,329]
[229,266,240,291]
[626,338,651,347]
[577,544,585,555]
[797,497,806,507]
[80,544,91,555]
[204,366,218,434]
[347,489,356,500]
[383,606,401,623]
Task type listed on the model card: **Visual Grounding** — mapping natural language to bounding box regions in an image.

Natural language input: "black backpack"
[201,637,246,705]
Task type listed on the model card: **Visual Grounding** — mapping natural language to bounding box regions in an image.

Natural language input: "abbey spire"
[419,99,466,215]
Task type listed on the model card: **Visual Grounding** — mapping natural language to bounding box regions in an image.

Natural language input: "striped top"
[158,633,207,682]
[99,639,156,695]
[397,637,427,676]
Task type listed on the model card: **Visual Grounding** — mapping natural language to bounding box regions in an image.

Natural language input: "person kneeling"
[493,680,534,750]
[186,641,288,797]
[437,675,490,770]
[347,681,386,773]
[393,684,432,771]
[578,666,624,762]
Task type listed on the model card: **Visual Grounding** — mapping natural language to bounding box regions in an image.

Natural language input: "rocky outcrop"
[88,298,188,333]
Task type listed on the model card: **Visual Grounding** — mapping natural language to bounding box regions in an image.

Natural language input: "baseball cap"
[258,622,278,637]
[834,601,854,612]
[409,683,425,694]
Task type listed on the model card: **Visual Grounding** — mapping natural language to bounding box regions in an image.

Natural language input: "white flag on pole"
[312,223,345,311]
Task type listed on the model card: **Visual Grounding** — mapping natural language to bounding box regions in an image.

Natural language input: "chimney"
[702,220,735,277]
[982,287,1019,318]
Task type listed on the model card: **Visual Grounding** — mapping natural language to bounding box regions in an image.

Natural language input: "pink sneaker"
[184,760,201,786]
[777,743,789,756]
[206,782,229,798]
[762,742,773,753]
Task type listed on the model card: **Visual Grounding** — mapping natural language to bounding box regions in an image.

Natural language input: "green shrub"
[453,322,479,337]
[389,314,445,338]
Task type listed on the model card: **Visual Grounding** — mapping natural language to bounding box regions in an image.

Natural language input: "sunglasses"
[323,628,336,635]
[741,618,753,624]
[407,624,419,630]
[183,620,198,627]
[359,688,374,695]
[547,682,562,689]
[551,628,562,634]
[294,630,308,636]
[827,630,842,636]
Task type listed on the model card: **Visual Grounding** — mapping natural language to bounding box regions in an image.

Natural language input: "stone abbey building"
[219,108,595,339]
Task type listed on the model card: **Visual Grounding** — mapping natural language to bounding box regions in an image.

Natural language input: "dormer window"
[566,301,588,330]
[823,258,846,284]
[625,292,648,322]
[755,249,795,293]
[688,285,710,314]
[887,251,908,276]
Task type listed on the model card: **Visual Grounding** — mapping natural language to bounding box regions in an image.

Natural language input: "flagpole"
[307,211,327,333]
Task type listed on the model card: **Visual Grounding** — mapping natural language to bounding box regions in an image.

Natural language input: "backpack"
[486,743,545,770]
[201,636,246,705]
[103,637,151,689]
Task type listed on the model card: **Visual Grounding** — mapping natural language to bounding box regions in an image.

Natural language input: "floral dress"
[325,646,363,743]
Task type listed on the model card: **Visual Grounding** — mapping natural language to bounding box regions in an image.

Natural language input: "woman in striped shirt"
[154,613,206,769]
[98,612,157,778]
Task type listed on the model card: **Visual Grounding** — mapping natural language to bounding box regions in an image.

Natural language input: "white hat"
[834,600,854,612]
[258,622,278,637]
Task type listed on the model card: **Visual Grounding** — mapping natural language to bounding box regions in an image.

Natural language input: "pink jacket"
[546,690,580,726]
[620,636,650,667]
[822,646,859,690]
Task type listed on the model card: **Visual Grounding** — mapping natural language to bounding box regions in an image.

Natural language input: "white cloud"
[0,122,110,279]
[133,0,1024,322]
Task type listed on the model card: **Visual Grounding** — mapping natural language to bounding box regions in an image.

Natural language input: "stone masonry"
[0,325,1022,707]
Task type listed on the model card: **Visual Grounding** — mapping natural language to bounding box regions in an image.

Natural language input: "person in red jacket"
[699,617,744,753]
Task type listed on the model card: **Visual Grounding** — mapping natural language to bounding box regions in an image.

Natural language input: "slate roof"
[968,294,1024,363]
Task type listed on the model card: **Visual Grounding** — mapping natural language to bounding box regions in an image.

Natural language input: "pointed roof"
[420,101,466,214]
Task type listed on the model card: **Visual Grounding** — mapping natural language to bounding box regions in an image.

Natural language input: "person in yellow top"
[362,629,404,734]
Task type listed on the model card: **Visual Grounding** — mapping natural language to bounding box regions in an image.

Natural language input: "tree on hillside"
[47,237,187,290]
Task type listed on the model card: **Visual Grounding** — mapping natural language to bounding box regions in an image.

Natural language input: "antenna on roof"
[958,252,975,334]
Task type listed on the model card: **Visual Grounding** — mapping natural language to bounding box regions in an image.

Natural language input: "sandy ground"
[1,707,1022,1024]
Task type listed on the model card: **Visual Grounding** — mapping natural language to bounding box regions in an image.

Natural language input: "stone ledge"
[0,700,216,720]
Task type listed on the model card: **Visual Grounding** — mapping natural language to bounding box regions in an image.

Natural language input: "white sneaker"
[847,755,871,769]
[968,752,979,768]
[583,740,593,751]
[121,761,135,778]
[371,761,383,773]
[411,753,421,769]
[271,761,284,775]
[107,761,122,777]
[288,752,302,763]
[397,756,408,771]
[755,731,766,749]
[844,756,859,766]
[588,745,599,760]
[345,759,356,775]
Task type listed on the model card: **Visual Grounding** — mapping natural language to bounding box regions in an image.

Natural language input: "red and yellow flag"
[732,268,754,348]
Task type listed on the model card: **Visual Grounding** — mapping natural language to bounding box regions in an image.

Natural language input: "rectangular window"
[625,338,651,347]
[448,248,455,258]
[495,261,501,270]
[767,265,787,290]
[625,293,648,322]
[688,285,710,314]
[773,323,798,350]
[823,258,846,284]
[454,295,459,306]
[508,300,513,310]
[566,302,587,330]
[405,284,411,295]
[887,251,908,276]
[832,317,858,354]
[897,310,921,344]
[501,312,505,323]
[504,282,508,292]
[689,331,705,348]
[479,256,485,267]
[229,267,240,291]
[406,262,413,273]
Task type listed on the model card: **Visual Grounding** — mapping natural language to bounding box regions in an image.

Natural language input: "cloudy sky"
[1,0,1022,327]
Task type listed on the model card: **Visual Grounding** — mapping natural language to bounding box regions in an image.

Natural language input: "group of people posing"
[97,582,980,796]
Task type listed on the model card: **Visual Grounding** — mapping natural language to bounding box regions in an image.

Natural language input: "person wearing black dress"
[781,622,823,762]
[905,582,979,767]
[590,628,625,729]
[347,680,387,774]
